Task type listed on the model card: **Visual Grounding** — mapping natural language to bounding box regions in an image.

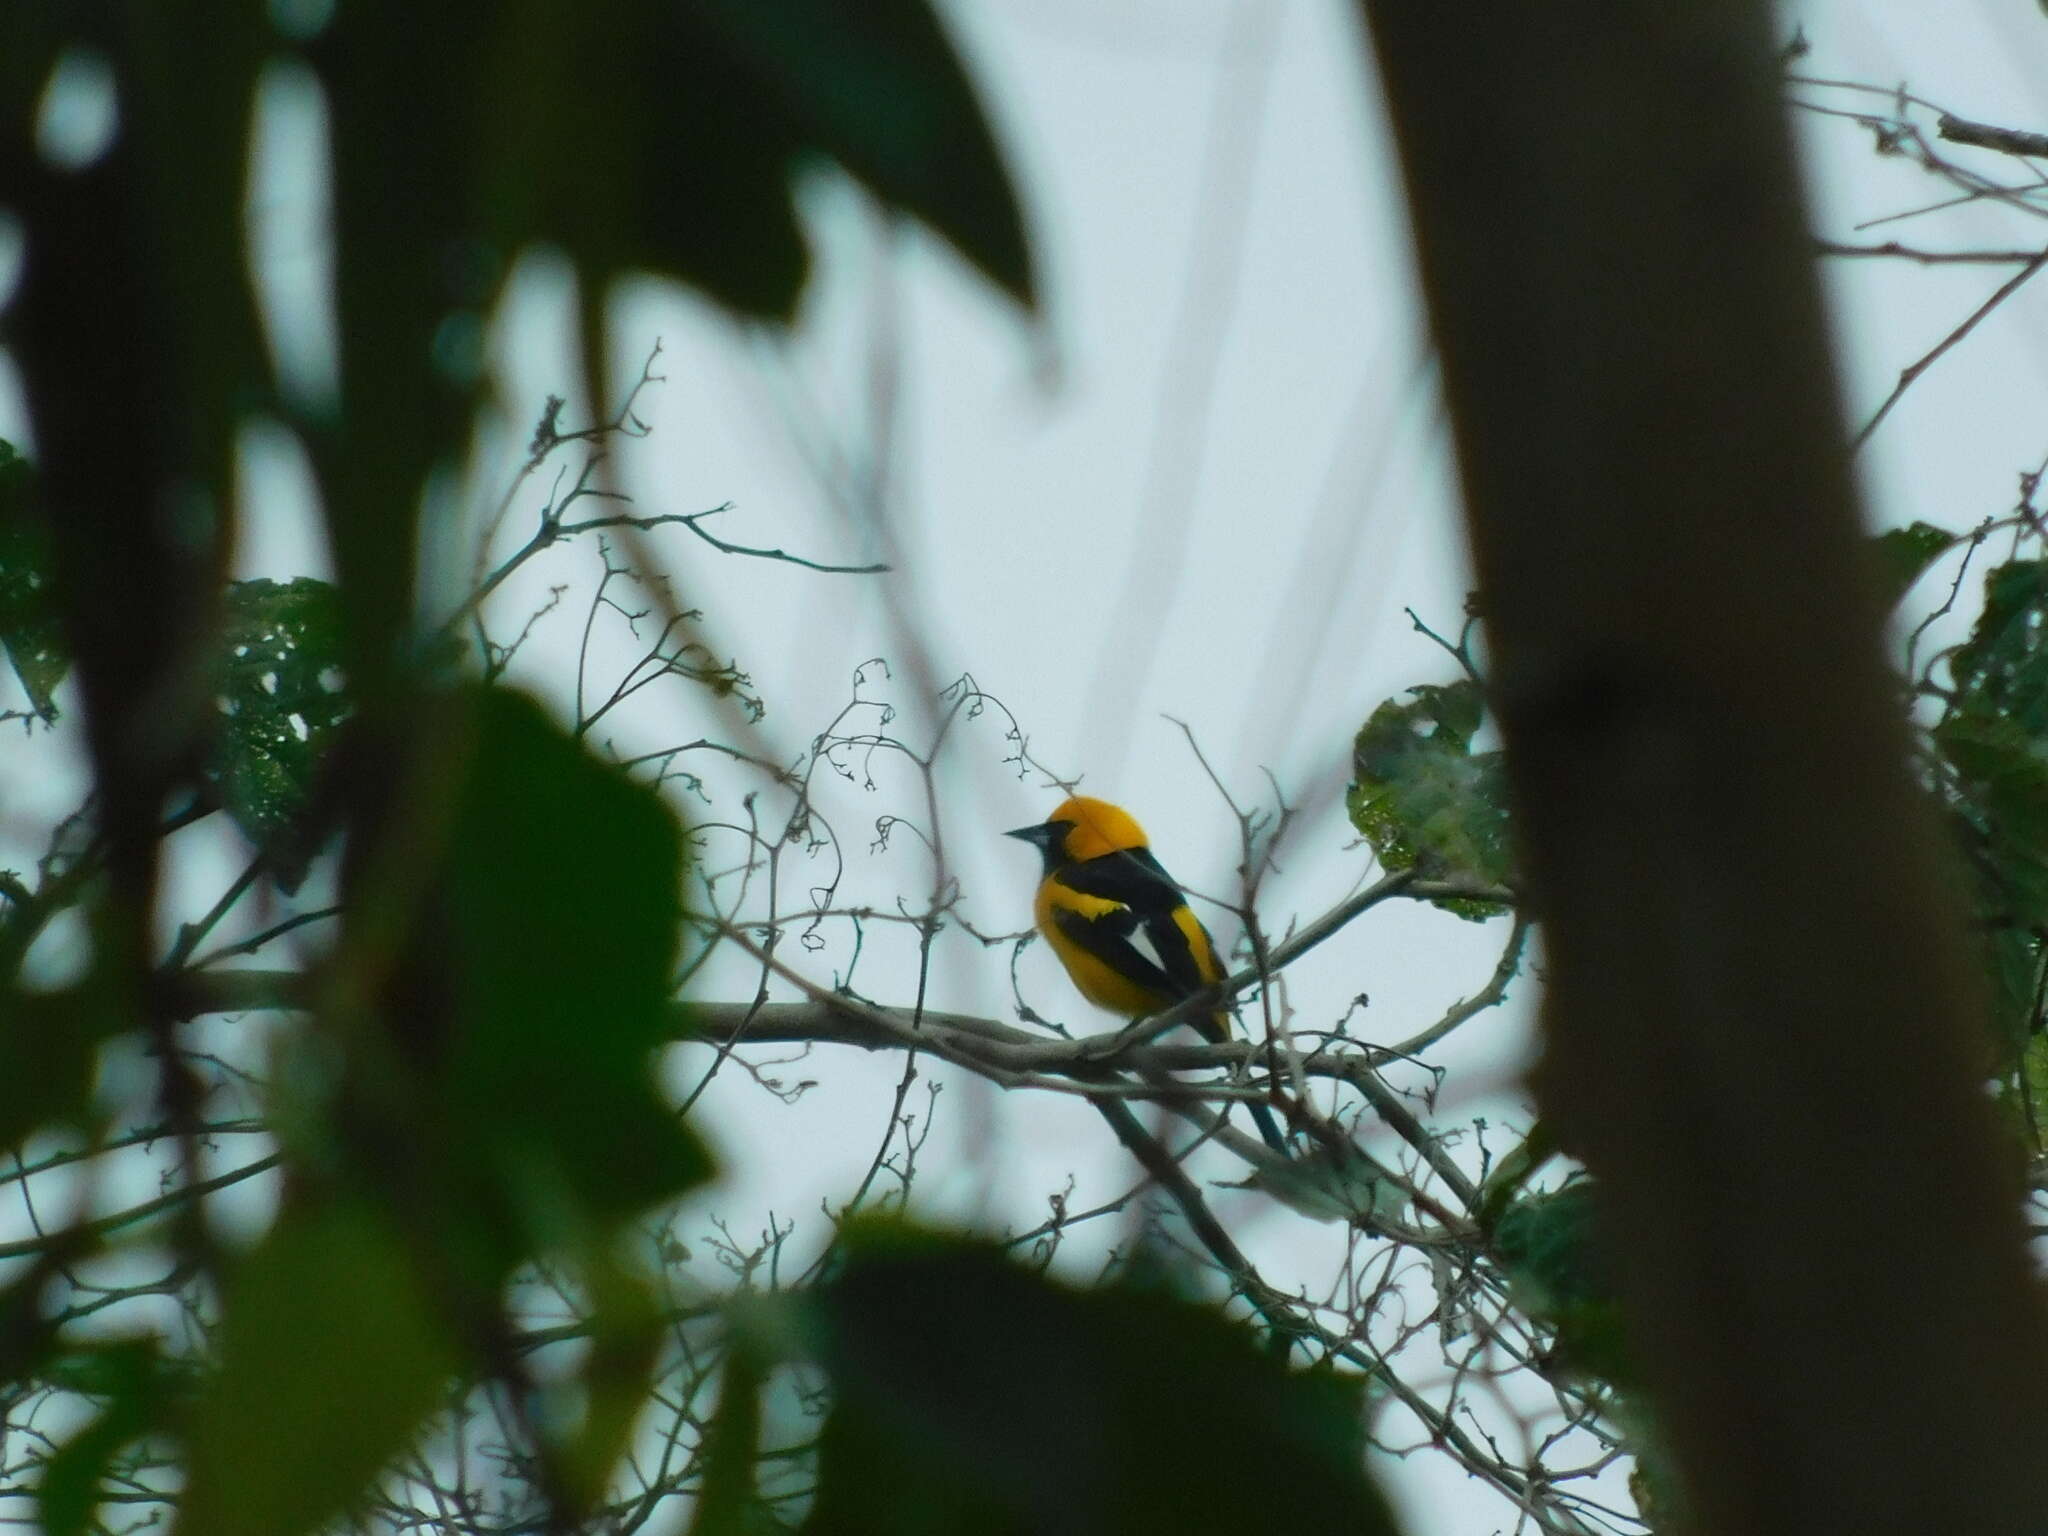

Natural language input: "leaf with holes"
[1950,560,2048,733]
[0,443,68,723]
[1347,679,1512,918]
[211,578,349,891]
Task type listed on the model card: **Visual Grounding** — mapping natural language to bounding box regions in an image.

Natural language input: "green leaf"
[1930,559,2048,1053]
[1951,560,2048,734]
[476,0,1034,325]
[1625,1419,1696,1536]
[1254,1142,1412,1226]
[0,1248,81,1400]
[1347,679,1512,918]
[1997,1021,2048,1144]
[687,1338,768,1536]
[802,1223,1397,1536]
[1868,521,1958,611]
[1493,1181,1636,1387]
[39,1342,198,1399]
[0,443,69,723]
[687,0,1035,312]
[553,1256,665,1509]
[1476,1118,1563,1228]
[444,687,711,1236]
[211,577,349,891]
[179,1202,456,1536]
[1985,926,2047,1052]
[476,0,808,326]
[0,985,118,1150]
[37,1340,175,1536]
[312,0,1031,703]
[1494,1182,1609,1314]
[1935,728,2048,1052]
[1936,705,2048,929]
[188,688,712,1527]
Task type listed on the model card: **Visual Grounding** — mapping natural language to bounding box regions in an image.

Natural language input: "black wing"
[1048,901,1180,1000]
[1054,847,1212,999]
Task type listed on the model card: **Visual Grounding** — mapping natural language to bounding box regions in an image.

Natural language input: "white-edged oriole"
[1007,795,1287,1152]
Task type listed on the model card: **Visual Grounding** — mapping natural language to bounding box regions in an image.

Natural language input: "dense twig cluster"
[0,362,1609,1532]
[1794,77,2048,449]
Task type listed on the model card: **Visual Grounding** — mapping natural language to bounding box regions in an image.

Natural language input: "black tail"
[1247,1101,1288,1155]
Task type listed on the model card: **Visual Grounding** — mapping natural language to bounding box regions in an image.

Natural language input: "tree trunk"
[1358,9,2048,1534]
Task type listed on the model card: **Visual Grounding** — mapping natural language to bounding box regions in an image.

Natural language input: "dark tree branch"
[1816,239,2048,265]
[1939,113,2048,160]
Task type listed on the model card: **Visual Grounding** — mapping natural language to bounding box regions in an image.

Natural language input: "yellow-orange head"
[1005,795,1149,868]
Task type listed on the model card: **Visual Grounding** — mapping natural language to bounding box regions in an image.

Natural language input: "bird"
[1006,794,1288,1153]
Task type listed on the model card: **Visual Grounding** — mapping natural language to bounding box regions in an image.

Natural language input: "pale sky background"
[8,2,2048,1531]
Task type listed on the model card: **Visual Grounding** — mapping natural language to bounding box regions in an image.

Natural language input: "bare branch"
[1939,113,2048,160]
[1816,239,2048,265]
[1852,245,2048,452]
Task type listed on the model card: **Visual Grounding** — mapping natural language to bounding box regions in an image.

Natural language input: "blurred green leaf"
[0,986,116,1150]
[179,1201,456,1536]
[1868,521,1958,611]
[39,1342,199,1399]
[555,1256,665,1509]
[192,686,712,1527]
[0,443,68,723]
[0,16,62,136]
[477,0,807,328]
[37,1339,175,1536]
[687,0,1036,313]
[313,0,1031,701]
[1347,679,1512,918]
[802,1223,1395,1536]
[476,0,1034,327]
[444,686,711,1236]
[688,1337,769,1536]
[211,578,348,891]
[1580,1381,1694,1536]
[0,1247,82,1393]
[119,3,271,473]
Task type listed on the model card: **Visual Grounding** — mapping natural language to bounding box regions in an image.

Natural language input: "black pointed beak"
[1006,822,1054,847]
